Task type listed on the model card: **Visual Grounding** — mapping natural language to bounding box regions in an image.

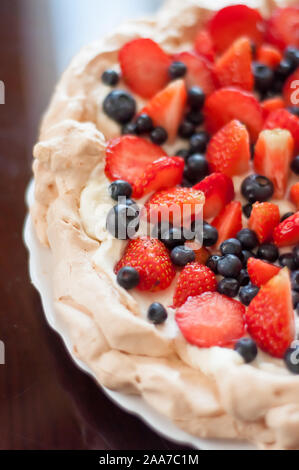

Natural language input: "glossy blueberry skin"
[186,109,204,126]
[178,120,195,139]
[187,86,205,109]
[206,255,222,274]
[284,47,299,68]
[284,347,299,374]
[291,155,299,175]
[202,223,218,247]
[220,238,242,257]
[257,243,279,262]
[217,278,239,297]
[160,227,186,250]
[234,338,258,363]
[147,302,168,325]
[287,106,299,118]
[241,250,255,267]
[176,148,190,160]
[281,211,295,222]
[217,254,242,279]
[170,246,195,266]
[239,283,259,306]
[291,271,299,292]
[108,180,132,200]
[253,62,274,93]
[117,266,140,290]
[237,228,258,250]
[185,154,209,183]
[122,122,137,135]
[293,245,299,267]
[101,69,119,86]
[279,253,297,271]
[189,131,210,153]
[169,61,187,79]
[242,203,253,219]
[241,174,274,203]
[275,59,294,80]
[292,291,299,309]
[150,126,168,145]
[238,269,250,286]
[135,113,154,134]
[103,90,136,124]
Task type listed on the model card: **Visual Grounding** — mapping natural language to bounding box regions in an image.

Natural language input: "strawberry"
[273,212,299,247]
[214,37,253,91]
[119,38,171,99]
[261,96,285,117]
[204,87,265,141]
[173,52,216,95]
[290,182,299,210]
[247,257,280,288]
[283,67,299,107]
[105,135,167,196]
[184,242,210,265]
[194,29,215,62]
[134,156,184,199]
[266,7,299,50]
[248,202,280,244]
[114,237,175,292]
[144,186,205,226]
[254,129,294,198]
[173,263,217,308]
[212,201,242,247]
[245,268,295,358]
[256,44,282,68]
[193,172,234,219]
[206,120,250,177]
[208,5,265,54]
[175,292,246,348]
[263,108,299,151]
[140,79,187,142]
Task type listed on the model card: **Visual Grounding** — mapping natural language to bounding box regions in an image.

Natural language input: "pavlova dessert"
[31,0,299,449]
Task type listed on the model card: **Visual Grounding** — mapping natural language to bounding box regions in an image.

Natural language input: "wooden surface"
[0,0,192,450]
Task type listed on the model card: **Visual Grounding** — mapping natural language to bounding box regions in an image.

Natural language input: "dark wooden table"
[0,0,192,450]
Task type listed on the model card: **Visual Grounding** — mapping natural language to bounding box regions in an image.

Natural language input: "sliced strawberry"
[184,242,210,265]
[273,211,299,247]
[105,135,167,195]
[206,120,250,177]
[173,263,217,308]
[119,38,171,99]
[175,292,246,348]
[283,67,299,106]
[245,268,295,358]
[193,172,235,219]
[266,7,299,50]
[214,37,253,91]
[204,87,265,141]
[248,202,280,244]
[209,5,265,54]
[114,237,175,292]
[290,182,299,210]
[247,257,280,287]
[173,52,216,95]
[212,201,242,247]
[256,44,282,68]
[194,29,215,62]
[134,156,184,199]
[254,129,294,198]
[263,108,299,151]
[261,96,285,117]
[141,79,187,142]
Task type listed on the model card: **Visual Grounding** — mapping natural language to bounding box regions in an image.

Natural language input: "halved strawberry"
[214,37,253,91]
[266,7,299,50]
[283,67,299,107]
[254,129,294,198]
[184,242,210,265]
[247,257,280,288]
[175,292,246,348]
[193,172,235,219]
[261,96,285,117]
[173,263,217,308]
[206,120,250,177]
[263,108,299,151]
[204,87,265,141]
[212,201,242,247]
[256,44,282,68]
[140,79,187,142]
[173,52,216,95]
[208,5,265,54]
[134,156,184,199]
[245,268,295,358]
[119,38,171,98]
[114,237,175,292]
[194,29,215,62]
[248,202,280,243]
[290,182,299,210]
[273,211,299,247]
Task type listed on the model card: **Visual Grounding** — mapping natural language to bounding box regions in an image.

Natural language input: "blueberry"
[220,238,242,256]
[234,337,258,363]
[253,62,274,93]
[171,245,195,266]
[279,253,297,271]
[287,106,299,118]
[293,245,299,267]
[187,86,205,109]
[275,59,294,80]
[169,61,187,79]
[186,109,204,126]
[147,302,168,325]
[206,255,221,273]
[239,283,259,306]
[176,148,190,160]
[103,90,136,124]
[241,174,274,203]
[135,113,154,134]
[291,155,299,175]
[152,221,173,240]
[291,271,299,292]
[185,154,209,183]
[161,226,185,249]
[101,69,119,86]
[202,223,218,247]
[217,254,242,278]
[241,250,255,267]
[117,266,140,290]
[106,203,139,239]
[122,122,137,135]
[257,243,279,262]
[178,120,195,139]
[242,203,253,218]
[284,47,299,68]
[108,180,132,200]
[181,178,193,188]
[281,211,295,222]
[292,290,299,308]
[284,346,299,374]
[150,126,168,145]
[237,228,259,250]
[189,131,209,153]
[217,278,239,297]
[238,269,250,286]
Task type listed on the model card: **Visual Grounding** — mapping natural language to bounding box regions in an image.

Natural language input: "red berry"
[194,172,234,219]
[266,7,299,50]
[256,44,282,68]
[173,51,216,96]
[194,29,215,62]
[247,257,280,287]
[173,263,217,308]
[261,96,285,117]
[248,202,280,244]
[290,182,299,210]
[273,211,299,247]
[212,201,242,248]
[263,108,299,151]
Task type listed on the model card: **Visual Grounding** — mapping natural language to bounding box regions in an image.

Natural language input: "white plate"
[23,181,255,450]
